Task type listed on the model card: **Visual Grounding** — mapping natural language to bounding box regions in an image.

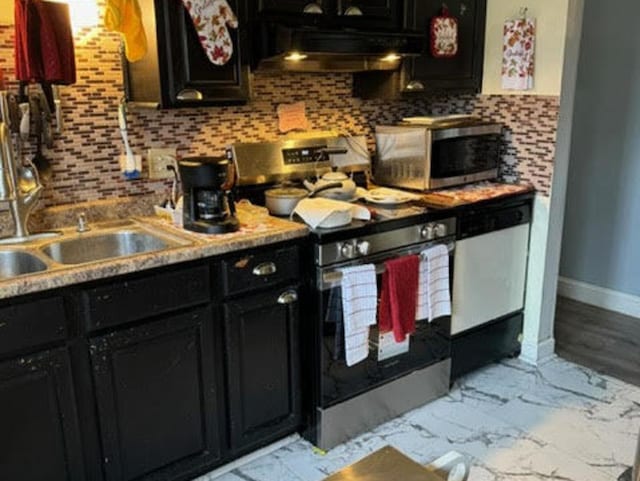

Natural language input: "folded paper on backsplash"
[181,0,238,66]
[277,101,309,133]
[502,17,536,91]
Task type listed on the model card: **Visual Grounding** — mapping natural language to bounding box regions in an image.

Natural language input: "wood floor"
[555,297,640,387]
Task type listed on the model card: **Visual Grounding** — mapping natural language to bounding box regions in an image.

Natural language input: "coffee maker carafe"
[178,156,240,234]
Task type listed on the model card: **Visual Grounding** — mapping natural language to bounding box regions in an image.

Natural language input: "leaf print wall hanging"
[430,5,459,58]
[181,0,238,66]
[501,11,536,90]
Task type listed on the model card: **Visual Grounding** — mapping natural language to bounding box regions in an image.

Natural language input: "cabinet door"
[224,287,301,453]
[156,0,250,106]
[404,0,486,92]
[0,348,84,481]
[90,308,223,481]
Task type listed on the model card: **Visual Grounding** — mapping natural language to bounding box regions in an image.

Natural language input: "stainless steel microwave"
[374,122,503,191]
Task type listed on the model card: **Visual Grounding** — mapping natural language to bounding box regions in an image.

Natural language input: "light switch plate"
[147,148,177,180]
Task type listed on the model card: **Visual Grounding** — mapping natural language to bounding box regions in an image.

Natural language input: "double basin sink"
[0,222,192,281]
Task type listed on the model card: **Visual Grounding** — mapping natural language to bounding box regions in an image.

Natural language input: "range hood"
[254,24,424,73]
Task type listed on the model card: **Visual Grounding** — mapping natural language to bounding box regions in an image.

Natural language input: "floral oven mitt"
[181,0,238,66]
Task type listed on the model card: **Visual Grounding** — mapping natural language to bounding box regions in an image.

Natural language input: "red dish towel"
[378,255,420,343]
[14,0,76,85]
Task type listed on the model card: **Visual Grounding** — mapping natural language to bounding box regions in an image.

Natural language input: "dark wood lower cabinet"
[89,307,223,481]
[0,348,84,481]
[224,286,301,453]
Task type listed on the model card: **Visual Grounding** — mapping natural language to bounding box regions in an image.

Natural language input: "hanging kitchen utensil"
[430,5,459,58]
[31,95,52,182]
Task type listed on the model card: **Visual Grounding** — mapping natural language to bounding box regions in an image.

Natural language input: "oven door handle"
[320,241,454,290]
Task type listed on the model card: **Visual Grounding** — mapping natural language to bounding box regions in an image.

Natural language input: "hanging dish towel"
[379,255,420,343]
[502,17,536,90]
[340,265,377,367]
[417,245,451,322]
[181,0,238,66]
[104,0,148,62]
[15,0,76,110]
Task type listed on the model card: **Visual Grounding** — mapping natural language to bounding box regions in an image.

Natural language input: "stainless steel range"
[229,136,454,450]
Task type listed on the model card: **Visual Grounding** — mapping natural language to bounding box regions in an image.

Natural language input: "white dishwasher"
[451,201,532,378]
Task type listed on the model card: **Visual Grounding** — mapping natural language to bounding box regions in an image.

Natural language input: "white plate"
[364,188,419,205]
[365,196,412,206]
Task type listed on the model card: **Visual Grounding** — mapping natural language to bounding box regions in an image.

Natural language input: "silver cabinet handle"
[277,290,298,305]
[303,2,323,13]
[252,262,277,276]
[344,6,363,15]
[405,80,425,91]
[176,89,204,101]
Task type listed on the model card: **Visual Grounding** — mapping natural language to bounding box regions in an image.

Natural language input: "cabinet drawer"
[221,246,300,296]
[82,265,211,332]
[0,297,67,357]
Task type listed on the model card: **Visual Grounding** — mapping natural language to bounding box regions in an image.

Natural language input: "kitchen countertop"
[0,208,308,301]
[0,185,534,301]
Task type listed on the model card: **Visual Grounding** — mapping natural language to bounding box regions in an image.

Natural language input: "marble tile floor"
[198,357,640,481]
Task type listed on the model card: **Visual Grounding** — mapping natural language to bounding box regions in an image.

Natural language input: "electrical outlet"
[147,148,177,180]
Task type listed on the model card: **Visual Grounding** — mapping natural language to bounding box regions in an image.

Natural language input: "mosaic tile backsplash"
[0,21,559,209]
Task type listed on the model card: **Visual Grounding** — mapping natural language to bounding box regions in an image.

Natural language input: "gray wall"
[560,0,640,297]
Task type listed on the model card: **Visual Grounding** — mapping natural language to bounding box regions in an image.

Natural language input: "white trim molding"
[520,338,556,366]
[558,277,640,319]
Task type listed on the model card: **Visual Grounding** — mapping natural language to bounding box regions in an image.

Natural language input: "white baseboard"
[520,338,556,366]
[558,277,640,319]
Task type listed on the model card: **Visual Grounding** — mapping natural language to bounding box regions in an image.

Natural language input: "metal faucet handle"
[77,212,90,233]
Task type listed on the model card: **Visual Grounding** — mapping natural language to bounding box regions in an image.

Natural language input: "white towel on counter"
[416,244,452,322]
[340,264,378,367]
[293,198,371,229]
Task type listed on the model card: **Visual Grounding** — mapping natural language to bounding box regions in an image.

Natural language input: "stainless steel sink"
[41,230,186,265]
[0,250,48,279]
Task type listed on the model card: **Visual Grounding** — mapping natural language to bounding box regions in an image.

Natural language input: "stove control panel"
[322,218,456,265]
[282,145,328,165]
[420,222,449,241]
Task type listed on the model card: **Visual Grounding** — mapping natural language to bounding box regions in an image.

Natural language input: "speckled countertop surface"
[0,208,308,301]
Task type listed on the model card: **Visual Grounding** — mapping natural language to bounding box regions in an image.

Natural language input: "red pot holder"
[430,6,459,58]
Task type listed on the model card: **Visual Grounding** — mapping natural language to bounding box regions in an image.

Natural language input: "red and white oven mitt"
[430,6,459,58]
[181,0,238,66]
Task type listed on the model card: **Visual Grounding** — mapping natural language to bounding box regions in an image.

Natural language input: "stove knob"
[356,241,371,256]
[340,242,356,259]
[435,223,448,238]
[420,224,435,240]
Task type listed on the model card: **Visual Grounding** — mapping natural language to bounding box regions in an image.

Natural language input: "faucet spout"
[0,122,43,240]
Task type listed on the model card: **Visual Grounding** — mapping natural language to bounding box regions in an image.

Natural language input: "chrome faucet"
[0,122,43,240]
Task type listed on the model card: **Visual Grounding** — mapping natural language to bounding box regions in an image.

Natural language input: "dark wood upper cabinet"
[0,348,85,481]
[125,0,250,108]
[354,0,487,98]
[404,0,487,92]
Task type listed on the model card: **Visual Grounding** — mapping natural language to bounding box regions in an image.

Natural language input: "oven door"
[316,239,454,409]
[429,125,502,189]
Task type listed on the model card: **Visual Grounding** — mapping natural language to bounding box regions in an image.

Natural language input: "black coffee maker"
[178,156,240,234]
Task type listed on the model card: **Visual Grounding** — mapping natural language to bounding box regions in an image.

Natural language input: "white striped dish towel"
[416,244,451,322]
[340,264,378,367]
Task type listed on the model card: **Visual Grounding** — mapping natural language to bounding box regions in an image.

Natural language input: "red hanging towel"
[378,255,420,343]
[14,0,76,85]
